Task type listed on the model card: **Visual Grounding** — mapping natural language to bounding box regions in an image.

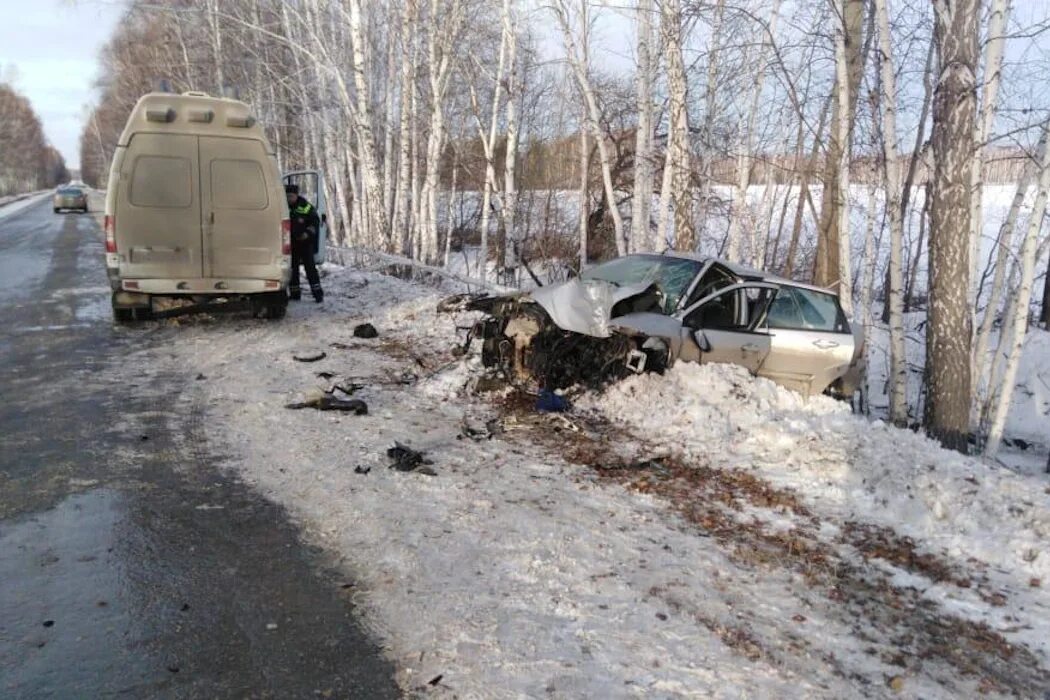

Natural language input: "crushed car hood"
[529,279,657,338]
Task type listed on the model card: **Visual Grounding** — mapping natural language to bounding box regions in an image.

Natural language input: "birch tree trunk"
[349,0,392,251]
[695,0,727,237]
[632,0,655,253]
[927,0,978,453]
[420,0,465,263]
[502,1,520,270]
[783,97,831,278]
[814,0,865,288]
[969,0,1011,331]
[875,0,908,425]
[727,0,782,265]
[393,0,418,255]
[579,108,590,269]
[662,0,692,252]
[974,131,1043,394]
[985,117,1050,457]
[467,3,508,279]
[655,138,673,250]
[833,0,854,317]
[554,0,626,257]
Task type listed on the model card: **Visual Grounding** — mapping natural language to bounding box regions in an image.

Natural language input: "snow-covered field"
[101,263,1050,697]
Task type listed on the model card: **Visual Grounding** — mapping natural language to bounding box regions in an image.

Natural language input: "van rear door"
[117,133,203,279]
[282,170,327,263]
[200,136,281,279]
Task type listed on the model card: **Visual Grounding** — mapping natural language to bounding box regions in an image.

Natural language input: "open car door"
[678,283,779,371]
[281,170,328,264]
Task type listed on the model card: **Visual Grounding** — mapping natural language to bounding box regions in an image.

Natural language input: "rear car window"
[767,287,848,332]
[129,156,192,208]
[211,159,268,210]
[57,188,83,196]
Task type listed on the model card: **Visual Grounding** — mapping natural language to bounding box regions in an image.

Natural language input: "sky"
[0,0,125,171]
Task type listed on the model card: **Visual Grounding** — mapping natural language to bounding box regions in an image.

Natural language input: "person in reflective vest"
[285,184,324,303]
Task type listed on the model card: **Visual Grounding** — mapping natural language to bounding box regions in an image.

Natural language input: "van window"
[130,156,192,208]
[211,159,268,210]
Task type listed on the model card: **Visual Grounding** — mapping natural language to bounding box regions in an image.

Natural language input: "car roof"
[657,251,839,297]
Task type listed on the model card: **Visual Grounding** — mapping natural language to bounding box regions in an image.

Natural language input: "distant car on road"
[53,186,88,213]
[456,253,866,399]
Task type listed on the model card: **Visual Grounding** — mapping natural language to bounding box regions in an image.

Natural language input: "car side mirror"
[694,329,711,352]
[321,213,327,224]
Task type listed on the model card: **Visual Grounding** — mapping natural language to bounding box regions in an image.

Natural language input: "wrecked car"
[444,253,865,398]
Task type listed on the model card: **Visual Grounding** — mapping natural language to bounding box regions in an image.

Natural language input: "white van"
[105,92,297,321]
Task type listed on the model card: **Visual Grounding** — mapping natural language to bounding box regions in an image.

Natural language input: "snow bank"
[582,362,1050,584]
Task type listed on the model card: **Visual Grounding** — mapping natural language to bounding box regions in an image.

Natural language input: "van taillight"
[281,219,291,255]
[104,215,116,253]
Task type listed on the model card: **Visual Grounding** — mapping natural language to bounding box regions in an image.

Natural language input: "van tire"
[267,300,287,320]
[113,307,134,324]
[251,292,286,320]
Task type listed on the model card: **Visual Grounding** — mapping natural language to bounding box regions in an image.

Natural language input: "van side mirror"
[694,329,711,353]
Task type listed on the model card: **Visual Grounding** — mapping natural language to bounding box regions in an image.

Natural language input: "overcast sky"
[0,0,125,171]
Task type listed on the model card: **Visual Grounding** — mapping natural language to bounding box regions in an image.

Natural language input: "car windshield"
[580,255,702,312]
[58,188,82,196]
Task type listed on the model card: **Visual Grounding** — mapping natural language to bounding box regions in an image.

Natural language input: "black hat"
[284,183,300,195]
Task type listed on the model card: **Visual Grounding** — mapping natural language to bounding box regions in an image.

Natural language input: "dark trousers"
[290,238,322,300]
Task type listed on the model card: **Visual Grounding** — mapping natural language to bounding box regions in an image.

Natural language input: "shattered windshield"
[580,255,702,312]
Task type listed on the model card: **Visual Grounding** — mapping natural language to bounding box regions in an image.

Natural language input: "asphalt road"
[0,196,399,698]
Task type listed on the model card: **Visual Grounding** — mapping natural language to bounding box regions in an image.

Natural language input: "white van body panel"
[105,92,290,299]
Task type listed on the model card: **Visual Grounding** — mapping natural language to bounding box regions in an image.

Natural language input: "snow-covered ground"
[0,191,50,222]
[102,263,1050,698]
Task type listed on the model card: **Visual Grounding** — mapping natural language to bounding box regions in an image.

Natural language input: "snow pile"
[582,362,1050,583]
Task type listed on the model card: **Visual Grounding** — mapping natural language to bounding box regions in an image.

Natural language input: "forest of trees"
[0,82,68,197]
[81,0,1050,457]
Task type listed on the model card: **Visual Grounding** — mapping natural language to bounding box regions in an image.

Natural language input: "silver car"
[453,253,865,398]
[53,186,88,213]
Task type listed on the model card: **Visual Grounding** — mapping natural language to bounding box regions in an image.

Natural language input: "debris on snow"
[292,351,327,363]
[353,322,379,339]
[285,392,368,414]
[387,442,435,475]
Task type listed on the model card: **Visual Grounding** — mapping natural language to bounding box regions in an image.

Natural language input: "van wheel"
[113,307,134,324]
[267,300,287,320]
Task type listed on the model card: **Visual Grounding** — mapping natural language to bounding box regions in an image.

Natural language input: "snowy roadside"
[104,264,1050,698]
[0,191,50,222]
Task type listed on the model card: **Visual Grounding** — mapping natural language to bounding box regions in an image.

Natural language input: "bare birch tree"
[927,0,978,453]
[985,116,1050,457]
[662,0,692,252]
[632,0,655,253]
[874,0,908,425]
[553,0,626,257]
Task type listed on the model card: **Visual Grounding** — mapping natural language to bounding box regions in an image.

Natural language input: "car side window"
[768,286,849,332]
[684,286,773,331]
[766,288,806,329]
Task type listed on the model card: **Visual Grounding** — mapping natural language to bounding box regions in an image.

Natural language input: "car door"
[116,133,202,279]
[756,285,855,395]
[678,283,778,371]
[282,170,328,264]
[199,136,280,279]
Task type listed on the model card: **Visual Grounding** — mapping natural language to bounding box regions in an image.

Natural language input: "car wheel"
[53,208,60,213]
[113,307,134,324]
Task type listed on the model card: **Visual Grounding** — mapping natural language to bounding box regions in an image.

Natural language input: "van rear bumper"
[119,278,285,294]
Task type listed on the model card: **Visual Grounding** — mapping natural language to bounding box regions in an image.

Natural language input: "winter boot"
[311,284,324,304]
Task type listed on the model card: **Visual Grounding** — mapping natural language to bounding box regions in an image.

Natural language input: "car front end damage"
[443,280,671,391]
